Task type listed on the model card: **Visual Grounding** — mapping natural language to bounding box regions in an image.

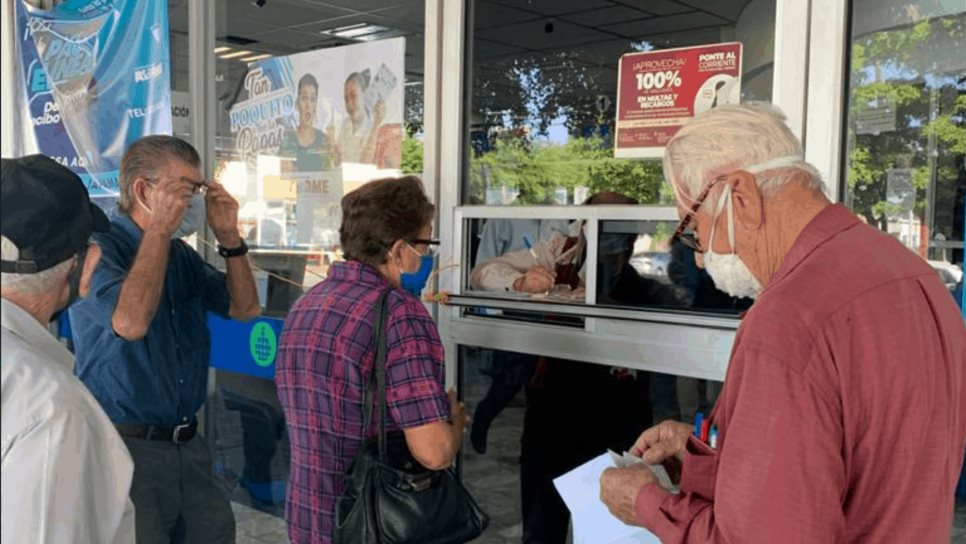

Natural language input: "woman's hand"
[448,388,471,430]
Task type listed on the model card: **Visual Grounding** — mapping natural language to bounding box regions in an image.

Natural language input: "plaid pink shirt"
[275,261,450,544]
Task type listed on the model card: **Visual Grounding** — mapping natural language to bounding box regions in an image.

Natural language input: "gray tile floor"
[222,363,966,543]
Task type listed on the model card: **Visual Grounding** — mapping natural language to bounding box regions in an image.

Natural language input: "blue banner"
[14,0,172,197]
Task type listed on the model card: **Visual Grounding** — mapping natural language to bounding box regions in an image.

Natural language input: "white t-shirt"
[1,298,135,544]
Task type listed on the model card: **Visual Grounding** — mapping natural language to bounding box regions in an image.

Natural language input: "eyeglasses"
[144,176,209,194]
[406,238,440,257]
[671,175,727,253]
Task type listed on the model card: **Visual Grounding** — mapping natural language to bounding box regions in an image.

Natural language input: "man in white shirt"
[1,155,136,544]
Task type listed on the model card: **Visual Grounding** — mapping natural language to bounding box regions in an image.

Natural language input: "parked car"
[630,251,672,276]
[929,260,963,291]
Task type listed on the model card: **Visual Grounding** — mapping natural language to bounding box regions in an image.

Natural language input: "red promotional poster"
[615,42,742,158]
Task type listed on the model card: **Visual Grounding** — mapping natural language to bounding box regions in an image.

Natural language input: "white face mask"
[703,184,763,299]
[700,154,804,299]
[137,188,206,239]
[173,194,206,239]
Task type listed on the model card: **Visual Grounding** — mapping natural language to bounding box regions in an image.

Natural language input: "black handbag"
[334,289,489,544]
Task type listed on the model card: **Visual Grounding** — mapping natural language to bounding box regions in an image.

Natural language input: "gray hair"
[662,103,825,204]
[118,135,200,214]
[0,235,73,295]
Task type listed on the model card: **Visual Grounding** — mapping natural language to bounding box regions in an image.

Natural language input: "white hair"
[662,103,826,205]
[0,235,73,295]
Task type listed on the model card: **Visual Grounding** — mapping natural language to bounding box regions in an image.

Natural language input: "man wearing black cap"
[1,155,136,543]
[67,135,261,544]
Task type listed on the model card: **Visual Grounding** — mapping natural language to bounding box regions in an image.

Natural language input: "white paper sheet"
[553,453,661,544]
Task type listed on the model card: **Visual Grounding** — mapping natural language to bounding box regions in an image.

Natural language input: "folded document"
[553,451,671,544]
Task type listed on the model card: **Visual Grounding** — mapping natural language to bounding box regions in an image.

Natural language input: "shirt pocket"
[175,293,209,354]
[680,434,719,500]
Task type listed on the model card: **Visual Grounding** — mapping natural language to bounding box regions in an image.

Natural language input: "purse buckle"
[410,476,432,492]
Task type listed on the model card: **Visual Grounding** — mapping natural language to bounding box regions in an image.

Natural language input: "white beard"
[703,252,762,299]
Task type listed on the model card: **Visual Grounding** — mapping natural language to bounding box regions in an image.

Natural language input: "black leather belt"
[115,419,198,444]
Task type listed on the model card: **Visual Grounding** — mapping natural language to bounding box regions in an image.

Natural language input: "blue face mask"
[400,244,435,296]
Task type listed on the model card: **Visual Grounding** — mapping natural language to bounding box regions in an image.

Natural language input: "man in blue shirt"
[70,135,261,544]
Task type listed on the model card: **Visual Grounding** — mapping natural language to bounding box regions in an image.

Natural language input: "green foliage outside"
[466,133,671,206]
[846,14,965,242]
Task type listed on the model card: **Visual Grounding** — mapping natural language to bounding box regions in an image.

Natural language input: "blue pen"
[523,235,538,259]
[694,412,704,438]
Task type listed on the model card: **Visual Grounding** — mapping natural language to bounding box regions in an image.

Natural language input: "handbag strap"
[361,288,393,461]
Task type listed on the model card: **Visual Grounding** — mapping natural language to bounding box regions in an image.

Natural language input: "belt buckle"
[172,423,192,444]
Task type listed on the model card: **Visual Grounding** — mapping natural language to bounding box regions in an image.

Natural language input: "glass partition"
[213,0,427,316]
[463,0,778,206]
[843,1,965,306]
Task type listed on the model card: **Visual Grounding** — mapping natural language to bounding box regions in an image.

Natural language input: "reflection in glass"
[844,2,965,305]
[464,0,777,206]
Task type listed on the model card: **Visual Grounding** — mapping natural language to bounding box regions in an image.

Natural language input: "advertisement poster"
[13,0,172,197]
[228,38,405,247]
[615,42,742,158]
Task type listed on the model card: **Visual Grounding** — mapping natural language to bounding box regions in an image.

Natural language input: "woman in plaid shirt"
[275,176,469,544]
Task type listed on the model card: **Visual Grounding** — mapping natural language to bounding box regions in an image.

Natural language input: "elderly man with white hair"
[1,155,135,543]
[600,104,966,543]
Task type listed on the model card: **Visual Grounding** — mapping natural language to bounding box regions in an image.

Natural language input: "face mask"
[703,184,763,299]
[50,246,88,323]
[137,184,206,239]
[173,194,205,239]
[399,244,435,296]
[699,154,804,299]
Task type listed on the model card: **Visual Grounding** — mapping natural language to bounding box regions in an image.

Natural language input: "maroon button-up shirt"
[635,204,966,543]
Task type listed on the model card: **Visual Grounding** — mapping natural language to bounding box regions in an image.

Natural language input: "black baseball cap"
[1,155,110,274]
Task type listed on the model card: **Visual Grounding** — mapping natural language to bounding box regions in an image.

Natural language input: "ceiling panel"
[476,19,618,51]
[560,6,654,27]
[672,0,750,22]
[602,11,725,37]
[483,0,616,17]
[611,0,692,16]
[472,38,530,62]
[227,2,347,29]
[473,2,542,30]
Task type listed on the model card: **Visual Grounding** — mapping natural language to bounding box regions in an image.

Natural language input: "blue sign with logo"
[208,314,285,379]
[14,0,172,196]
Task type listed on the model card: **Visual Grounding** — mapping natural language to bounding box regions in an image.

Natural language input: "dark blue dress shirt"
[70,215,231,426]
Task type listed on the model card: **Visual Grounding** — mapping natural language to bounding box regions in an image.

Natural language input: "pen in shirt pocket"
[694,411,718,449]
[523,235,539,260]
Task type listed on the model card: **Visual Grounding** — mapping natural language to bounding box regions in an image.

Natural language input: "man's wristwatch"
[217,239,249,258]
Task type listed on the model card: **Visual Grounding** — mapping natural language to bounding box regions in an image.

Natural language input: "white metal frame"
[435,0,818,381]
[804,0,850,201]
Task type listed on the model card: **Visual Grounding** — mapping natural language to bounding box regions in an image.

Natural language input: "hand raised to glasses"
[144,175,194,238]
[513,266,556,293]
[205,181,242,246]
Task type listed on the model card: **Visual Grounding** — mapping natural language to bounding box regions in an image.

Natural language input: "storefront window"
[463,0,777,205]
[213,0,426,316]
[205,1,426,532]
[843,1,965,305]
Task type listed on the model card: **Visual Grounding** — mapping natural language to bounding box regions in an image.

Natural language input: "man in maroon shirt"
[601,104,966,543]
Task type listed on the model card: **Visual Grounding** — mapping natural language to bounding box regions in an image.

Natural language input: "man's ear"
[728,171,764,231]
[79,245,102,299]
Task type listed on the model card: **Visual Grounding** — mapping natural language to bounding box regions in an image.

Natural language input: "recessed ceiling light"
[219,50,253,59]
[321,22,390,40]
[241,53,273,62]
[214,46,231,53]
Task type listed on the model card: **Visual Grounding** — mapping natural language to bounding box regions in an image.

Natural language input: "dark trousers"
[122,434,236,544]
[520,360,652,543]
